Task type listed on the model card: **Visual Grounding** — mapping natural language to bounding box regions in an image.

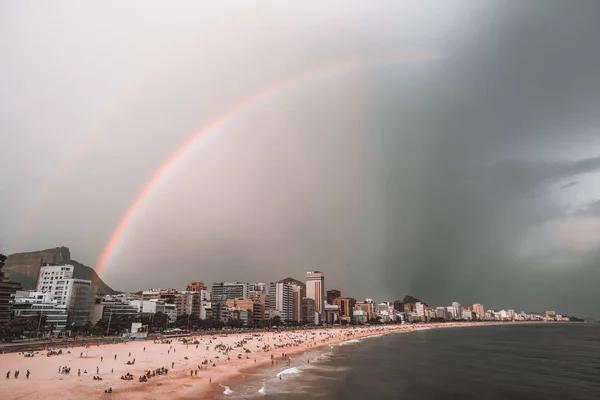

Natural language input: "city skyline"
[0,247,587,320]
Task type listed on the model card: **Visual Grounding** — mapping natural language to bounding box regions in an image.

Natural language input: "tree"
[152,312,168,332]
[271,316,282,326]
[80,321,93,335]
[95,314,137,335]
[227,318,244,329]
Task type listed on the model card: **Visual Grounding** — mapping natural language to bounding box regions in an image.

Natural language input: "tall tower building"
[306,271,325,319]
[267,282,293,322]
[473,303,485,319]
[452,302,461,320]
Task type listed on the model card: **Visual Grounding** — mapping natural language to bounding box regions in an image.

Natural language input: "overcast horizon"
[2,1,600,318]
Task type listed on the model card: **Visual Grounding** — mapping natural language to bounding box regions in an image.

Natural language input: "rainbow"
[95,52,432,276]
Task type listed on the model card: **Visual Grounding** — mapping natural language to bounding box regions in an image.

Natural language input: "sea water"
[210,324,600,399]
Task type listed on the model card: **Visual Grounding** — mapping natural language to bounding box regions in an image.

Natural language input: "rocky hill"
[4,247,117,295]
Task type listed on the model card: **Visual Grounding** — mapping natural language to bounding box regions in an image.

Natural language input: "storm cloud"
[2,1,600,317]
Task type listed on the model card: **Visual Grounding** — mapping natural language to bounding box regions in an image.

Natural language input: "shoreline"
[1,321,557,400]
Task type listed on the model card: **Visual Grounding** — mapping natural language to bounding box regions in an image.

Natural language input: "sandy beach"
[0,322,525,400]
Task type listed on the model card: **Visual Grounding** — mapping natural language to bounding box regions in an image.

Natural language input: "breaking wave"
[219,384,234,395]
[258,383,266,395]
[339,338,362,345]
[276,367,301,377]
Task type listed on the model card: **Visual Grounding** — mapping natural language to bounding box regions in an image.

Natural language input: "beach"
[0,322,529,400]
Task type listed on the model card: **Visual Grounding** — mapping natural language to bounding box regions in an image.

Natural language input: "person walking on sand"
[6,371,10,379]
[26,370,30,379]
[190,370,193,376]
[172,362,174,369]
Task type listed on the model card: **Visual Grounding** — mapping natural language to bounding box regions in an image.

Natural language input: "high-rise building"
[306,271,325,320]
[175,291,200,316]
[211,282,248,301]
[436,306,449,320]
[278,278,305,322]
[37,265,94,329]
[355,299,375,321]
[327,289,341,304]
[452,302,461,319]
[393,300,405,313]
[333,297,356,320]
[211,282,249,321]
[473,303,485,319]
[291,284,302,322]
[301,297,316,324]
[186,282,207,292]
[36,264,74,292]
[415,302,425,318]
[267,282,293,322]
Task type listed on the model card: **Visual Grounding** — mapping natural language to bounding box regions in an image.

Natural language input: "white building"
[129,299,166,315]
[462,308,473,320]
[267,282,293,322]
[36,265,74,292]
[12,291,69,334]
[36,265,94,329]
[306,271,325,319]
[415,302,425,318]
[452,302,461,319]
[199,301,212,320]
[447,306,457,319]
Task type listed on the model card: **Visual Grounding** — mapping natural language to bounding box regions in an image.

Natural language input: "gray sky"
[2,1,600,317]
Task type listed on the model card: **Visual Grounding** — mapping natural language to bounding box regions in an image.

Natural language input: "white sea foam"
[276,367,301,377]
[258,383,266,395]
[339,338,362,345]
[219,384,234,395]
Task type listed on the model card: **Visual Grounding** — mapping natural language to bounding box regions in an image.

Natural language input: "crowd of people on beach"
[2,323,445,397]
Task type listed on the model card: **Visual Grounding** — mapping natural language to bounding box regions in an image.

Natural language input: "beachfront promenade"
[0,322,530,400]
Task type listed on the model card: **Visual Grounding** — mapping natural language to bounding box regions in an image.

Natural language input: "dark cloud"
[561,181,580,189]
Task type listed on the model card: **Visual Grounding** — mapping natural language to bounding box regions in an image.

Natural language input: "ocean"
[209,323,600,399]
